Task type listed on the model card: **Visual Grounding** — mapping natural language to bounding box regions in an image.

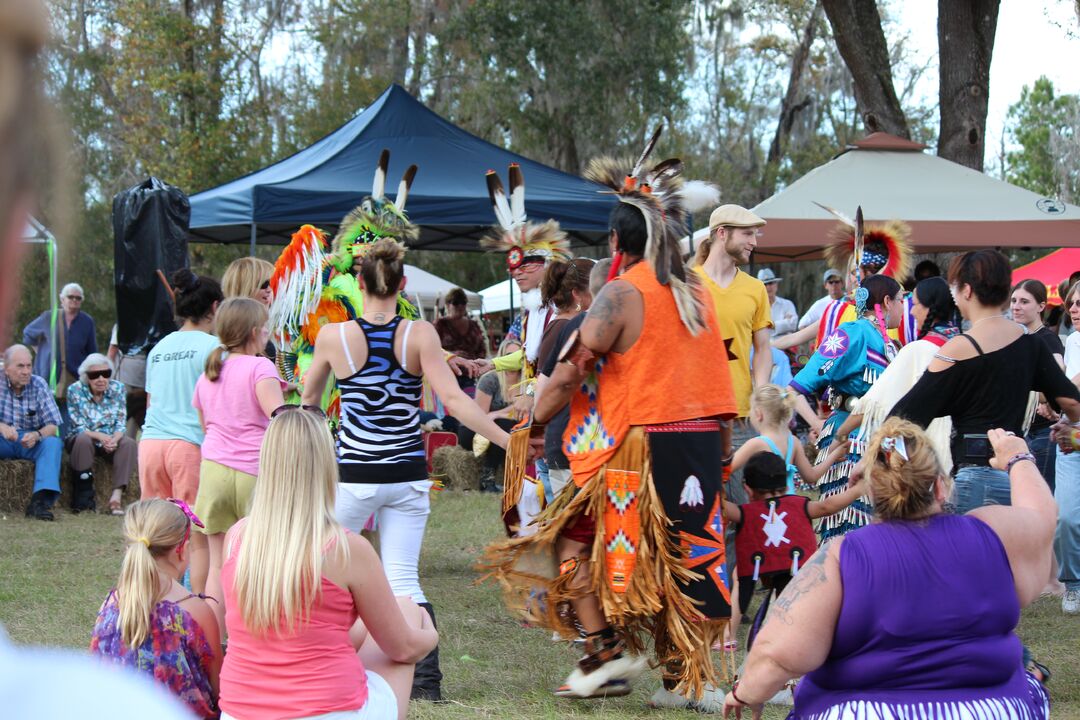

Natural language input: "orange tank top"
[563,262,737,486]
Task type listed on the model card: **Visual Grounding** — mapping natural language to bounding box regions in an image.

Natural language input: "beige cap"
[709,204,766,230]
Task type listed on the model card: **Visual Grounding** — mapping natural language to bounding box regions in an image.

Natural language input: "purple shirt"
[793,514,1041,718]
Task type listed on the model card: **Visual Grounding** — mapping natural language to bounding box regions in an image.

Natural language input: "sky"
[896,0,1080,169]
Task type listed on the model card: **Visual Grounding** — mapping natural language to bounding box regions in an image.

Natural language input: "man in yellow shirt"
[692,204,773,418]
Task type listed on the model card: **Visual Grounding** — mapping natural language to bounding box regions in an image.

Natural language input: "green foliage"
[1006,76,1080,201]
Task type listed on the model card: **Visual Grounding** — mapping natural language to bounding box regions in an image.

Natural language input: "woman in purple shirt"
[724,418,1052,720]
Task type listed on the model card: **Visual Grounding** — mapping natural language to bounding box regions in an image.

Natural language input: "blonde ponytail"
[750,384,796,428]
[693,229,717,266]
[205,297,269,381]
[116,500,188,649]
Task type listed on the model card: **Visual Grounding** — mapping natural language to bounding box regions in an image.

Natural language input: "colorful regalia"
[792,316,892,539]
[268,150,419,420]
[482,128,737,698]
[481,164,571,535]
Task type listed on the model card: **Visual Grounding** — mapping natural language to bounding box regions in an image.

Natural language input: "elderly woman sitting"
[66,353,136,515]
[725,418,1053,720]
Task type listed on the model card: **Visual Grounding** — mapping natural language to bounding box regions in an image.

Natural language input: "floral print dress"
[90,590,218,718]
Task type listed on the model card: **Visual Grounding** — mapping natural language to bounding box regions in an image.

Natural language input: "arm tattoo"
[586,283,630,327]
[764,545,830,627]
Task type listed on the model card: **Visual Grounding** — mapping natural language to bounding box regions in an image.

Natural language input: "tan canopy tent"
[684,133,1080,262]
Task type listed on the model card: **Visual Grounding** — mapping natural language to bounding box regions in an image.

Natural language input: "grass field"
[1,491,1078,719]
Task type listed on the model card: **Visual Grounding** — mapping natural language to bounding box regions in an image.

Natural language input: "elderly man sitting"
[66,353,135,514]
[0,345,63,520]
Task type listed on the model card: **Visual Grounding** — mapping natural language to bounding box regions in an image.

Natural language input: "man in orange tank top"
[483,146,738,709]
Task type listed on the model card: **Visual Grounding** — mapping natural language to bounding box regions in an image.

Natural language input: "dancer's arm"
[416,323,510,448]
[300,330,334,407]
[772,323,815,351]
[806,473,865,518]
[795,439,849,484]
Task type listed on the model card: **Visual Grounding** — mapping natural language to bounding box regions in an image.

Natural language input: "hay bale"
[431,445,482,491]
[0,455,140,515]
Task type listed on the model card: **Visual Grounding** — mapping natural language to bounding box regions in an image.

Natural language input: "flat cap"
[709,204,766,230]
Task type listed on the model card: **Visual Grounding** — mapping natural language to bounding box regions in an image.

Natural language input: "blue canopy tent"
[188,84,617,252]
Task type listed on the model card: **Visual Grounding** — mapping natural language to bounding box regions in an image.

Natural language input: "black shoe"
[71,470,96,513]
[411,602,444,702]
[25,493,55,521]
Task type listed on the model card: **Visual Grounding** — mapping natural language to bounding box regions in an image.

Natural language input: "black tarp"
[113,177,190,355]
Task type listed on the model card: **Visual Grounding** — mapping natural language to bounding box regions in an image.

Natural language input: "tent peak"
[850,133,928,152]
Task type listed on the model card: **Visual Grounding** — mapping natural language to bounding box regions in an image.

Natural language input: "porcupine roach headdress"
[481,163,571,269]
[329,149,419,273]
[818,202,913,281]
[585,124,720,335]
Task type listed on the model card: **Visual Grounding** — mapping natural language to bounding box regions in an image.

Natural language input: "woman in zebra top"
[302,238,510,703]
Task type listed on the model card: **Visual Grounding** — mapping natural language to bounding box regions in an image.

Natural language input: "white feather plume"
[679,180,721,213]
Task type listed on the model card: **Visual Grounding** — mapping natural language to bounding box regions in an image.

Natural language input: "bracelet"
[1005,452,1037,474]
[721,453,734,467]
[730,682,749,706]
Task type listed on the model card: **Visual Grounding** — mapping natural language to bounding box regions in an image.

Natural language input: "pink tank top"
[219,526,367,719]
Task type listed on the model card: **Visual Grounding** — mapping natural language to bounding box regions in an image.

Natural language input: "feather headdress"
[585,124,719,335]
[330,149,419,272]
[817,203,913,281]
[481,163,571,268]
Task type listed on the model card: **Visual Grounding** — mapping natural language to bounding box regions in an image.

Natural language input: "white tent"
[681,133,1080,262]
[478,278,519,314]
[403,264,481,319]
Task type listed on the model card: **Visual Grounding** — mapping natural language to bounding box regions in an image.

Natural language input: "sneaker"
[648,685,727,713]
[1063,589,1080,614]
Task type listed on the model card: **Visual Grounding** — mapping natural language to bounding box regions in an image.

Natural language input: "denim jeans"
[0,433,62,495]
[1054,447,1080,591]
[1026,425,1057,493]
[951,464,1011,515]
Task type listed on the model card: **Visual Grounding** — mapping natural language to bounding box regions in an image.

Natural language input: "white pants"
[337,480,432,603]
[222,670,397,720]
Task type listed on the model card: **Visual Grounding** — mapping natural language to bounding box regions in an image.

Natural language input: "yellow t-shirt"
[693,266,772,417]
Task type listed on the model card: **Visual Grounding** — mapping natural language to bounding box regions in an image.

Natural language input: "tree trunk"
[937,0,1000,171]
[821,0,910,138]
[760,0,823,201]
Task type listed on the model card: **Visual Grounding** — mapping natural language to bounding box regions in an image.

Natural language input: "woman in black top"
[1011,279,1065,491]
[891,251,1080,514]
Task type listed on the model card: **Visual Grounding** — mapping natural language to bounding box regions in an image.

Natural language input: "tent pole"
[249,222,256,257]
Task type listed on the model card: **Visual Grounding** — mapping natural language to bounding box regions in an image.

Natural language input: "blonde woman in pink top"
[219,408,438,720]
[192,297,286,632]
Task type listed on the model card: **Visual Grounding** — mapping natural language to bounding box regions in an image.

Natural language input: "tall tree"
[937,0,1000,170]
[1006,77,1080,201]
[820,0,910,137]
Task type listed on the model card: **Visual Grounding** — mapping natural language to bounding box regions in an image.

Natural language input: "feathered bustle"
[824,219,913,281]
[585,125,709,335]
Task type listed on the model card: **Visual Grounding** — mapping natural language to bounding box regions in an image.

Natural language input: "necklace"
[969,314,1004,328]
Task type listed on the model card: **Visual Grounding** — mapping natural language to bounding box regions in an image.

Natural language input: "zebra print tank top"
[337,316,427,484]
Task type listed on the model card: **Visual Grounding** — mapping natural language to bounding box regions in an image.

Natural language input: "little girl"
[192,297,286,633]
[91,499,222,719]
[730,383,850,493]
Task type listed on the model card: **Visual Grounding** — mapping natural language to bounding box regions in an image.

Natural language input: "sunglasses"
[259,280,271,291]
[450,300,467,307]
[86,369,112,380]
[271,403,327,418]
[1069,299,1080,308]
[826,279,842,285]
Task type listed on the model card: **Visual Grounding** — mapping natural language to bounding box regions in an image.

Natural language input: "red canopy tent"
[1011,248,1080,305]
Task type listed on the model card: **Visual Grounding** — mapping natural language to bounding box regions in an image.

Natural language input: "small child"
[724,452,866,633]
[90,499,222,719]
[732,384,850,493]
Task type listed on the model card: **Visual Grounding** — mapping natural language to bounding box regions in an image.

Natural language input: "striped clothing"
[337,317,426,483]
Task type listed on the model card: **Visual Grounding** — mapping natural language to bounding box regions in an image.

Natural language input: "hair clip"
[854,286,870,314]
[880,436,909,462]
[168,497,205,528]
